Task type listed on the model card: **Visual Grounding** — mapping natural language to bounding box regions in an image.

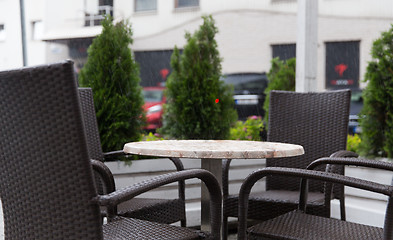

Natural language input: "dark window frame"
[134,49,182,87]
[271,43,296,62]
[325,40,360,90]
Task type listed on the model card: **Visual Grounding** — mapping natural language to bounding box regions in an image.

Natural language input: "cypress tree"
[79,16,145,152]
[359,25,393,158]
[160,15,237,139]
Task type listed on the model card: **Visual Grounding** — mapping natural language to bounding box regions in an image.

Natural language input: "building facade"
[1,0,392,90]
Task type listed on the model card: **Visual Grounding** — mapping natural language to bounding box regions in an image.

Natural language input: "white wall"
[131,7,393,90]
[24,0,46,66]
[0,0,392,83]
[44,0,85,31]
[0,0,23,70]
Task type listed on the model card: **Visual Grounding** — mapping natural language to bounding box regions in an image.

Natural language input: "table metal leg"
[201,158,222,233]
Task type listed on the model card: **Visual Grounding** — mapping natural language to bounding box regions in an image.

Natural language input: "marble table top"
[123,140,304,159]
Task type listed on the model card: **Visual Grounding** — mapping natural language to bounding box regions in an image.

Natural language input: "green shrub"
[347,134,361,153]
[359,24,393,158]
[142,132,165,141]
[160,15,237,139]
[263,57,296,125]
[79,16,145,152]
[230,116,264,141]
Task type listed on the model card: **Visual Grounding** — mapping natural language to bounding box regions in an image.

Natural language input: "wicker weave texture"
[0,62,221,240]
[95,168,223,240]
[118,198,186,224]
[78,87,187,225]
[103,217,203,240]
[266,90,350,192]
[223,90,351,238]
[78,87,104,161]
[0,61,102,239]
[223,90,351,191]
[238,166,393,240]
[248,210,383,240]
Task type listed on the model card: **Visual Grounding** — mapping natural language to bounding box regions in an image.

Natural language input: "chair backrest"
[266,90,350,192]
[0,61,103,239]
[78,87,105,161]
[78,87,114,196]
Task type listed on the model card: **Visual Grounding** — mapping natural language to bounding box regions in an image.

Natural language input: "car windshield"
[350,90,363,116]
[222,74,267,93]
[143,89,164,102]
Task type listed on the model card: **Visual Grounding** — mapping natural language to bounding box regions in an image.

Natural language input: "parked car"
[142,86,166,131]
[142,73,269,130]
[348,89,363,135]
[221,72,269,121]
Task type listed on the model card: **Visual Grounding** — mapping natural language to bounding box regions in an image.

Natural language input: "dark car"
[221,72,269,121]
[348,89,363,135]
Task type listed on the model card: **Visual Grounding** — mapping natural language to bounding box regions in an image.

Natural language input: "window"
[134,50,180,87]
[272,44,296,62]
[135,0,157,12]
[175,0,199,8]
[0,24,5,41]
[84,0,113,26]
[325,41,360,89]
[31,21,43,40]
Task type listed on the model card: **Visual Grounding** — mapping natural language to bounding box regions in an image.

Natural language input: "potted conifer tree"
[79,16,145,152]
[160,15,237,140]
[359,24,393,159]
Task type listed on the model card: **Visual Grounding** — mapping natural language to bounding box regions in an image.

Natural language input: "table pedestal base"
[201,158,222,234]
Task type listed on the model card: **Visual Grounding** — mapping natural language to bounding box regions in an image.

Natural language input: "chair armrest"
[308,157,393,172]
[237,167,393,240]
[93,169,222,236]
[101,153,186,204]
[308,156,393,221]
[329,150,359,158]
[103,152,185,172]
[103,150,127,161]
[91,159,116,193]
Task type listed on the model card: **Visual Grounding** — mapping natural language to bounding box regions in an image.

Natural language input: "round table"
[123,140,304,159]
[123,140,304,232]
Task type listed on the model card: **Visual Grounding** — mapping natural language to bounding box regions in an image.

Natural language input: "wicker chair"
[78,87,186,226]
[237,157,393,239]
[222,90,358,238]
[0,61,222,240]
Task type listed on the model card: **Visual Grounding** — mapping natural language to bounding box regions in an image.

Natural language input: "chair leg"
[340,194,346,221]
[222,215,228,240]
[181,219,186,227]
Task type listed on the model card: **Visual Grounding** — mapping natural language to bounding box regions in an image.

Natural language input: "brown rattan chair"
[0,61,222,240]
[222,90,358,238]
[237,157,393,239]
[78,87,186,226]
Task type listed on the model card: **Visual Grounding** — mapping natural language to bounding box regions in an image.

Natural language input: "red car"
[142,86,166,131]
